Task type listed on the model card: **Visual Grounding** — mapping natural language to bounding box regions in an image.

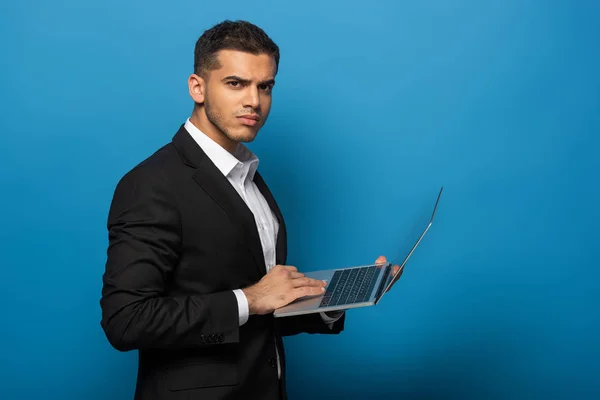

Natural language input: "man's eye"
[228,81,240,87]
[260,84,273,92]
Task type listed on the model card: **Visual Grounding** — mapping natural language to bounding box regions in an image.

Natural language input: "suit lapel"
[172,126,267,276]
[254,172,287,266]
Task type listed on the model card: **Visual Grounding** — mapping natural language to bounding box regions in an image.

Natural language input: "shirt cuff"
[320,310,344,329]
[232,289,249,326]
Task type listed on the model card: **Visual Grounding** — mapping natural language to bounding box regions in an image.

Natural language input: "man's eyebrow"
[222,76,275,86]
[260,79,276,86]
[222,75,251,84]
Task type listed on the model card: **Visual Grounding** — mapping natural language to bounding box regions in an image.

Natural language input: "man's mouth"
[237,114,260,126]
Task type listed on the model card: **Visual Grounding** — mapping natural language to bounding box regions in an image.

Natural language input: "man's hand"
[374,255,402,292]
[242,265,326,315]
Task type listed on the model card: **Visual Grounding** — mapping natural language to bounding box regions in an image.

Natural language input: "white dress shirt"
[184,119,342,376]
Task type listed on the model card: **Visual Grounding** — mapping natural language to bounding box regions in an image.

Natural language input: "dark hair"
[194,20,280,76]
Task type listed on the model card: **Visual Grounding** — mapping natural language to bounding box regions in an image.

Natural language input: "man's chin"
[229,130,259,143]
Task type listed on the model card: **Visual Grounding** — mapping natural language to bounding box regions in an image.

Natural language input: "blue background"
[1,0,599,399]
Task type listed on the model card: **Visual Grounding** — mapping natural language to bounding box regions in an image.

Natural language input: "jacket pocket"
[165,361,238,391]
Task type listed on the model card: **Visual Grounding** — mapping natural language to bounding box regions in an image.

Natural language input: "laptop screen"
[377,186,443,300]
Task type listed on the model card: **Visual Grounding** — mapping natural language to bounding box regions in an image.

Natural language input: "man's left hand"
[374,255,402,292]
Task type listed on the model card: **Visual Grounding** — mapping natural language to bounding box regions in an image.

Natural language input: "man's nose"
[242,86,260,109]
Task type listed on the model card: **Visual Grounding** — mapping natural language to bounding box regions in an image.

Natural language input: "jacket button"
[269,357,277,368]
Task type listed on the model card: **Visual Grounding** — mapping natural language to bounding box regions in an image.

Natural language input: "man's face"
[193,50,276,150]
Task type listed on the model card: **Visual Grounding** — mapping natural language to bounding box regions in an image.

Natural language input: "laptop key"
[338,268,359,305]
[357,266,377,302]
[319,266,381,308]
[347,267,367,304]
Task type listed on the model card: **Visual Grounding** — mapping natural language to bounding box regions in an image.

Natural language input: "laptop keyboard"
[318,265,382,308]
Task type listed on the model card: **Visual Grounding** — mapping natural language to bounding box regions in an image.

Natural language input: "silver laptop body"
[273,186,443,318]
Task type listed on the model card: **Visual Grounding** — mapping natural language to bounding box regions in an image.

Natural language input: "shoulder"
[119,142,181,186]
[109,142,185,206]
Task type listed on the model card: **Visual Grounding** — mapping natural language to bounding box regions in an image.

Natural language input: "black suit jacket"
[100,125,345,400]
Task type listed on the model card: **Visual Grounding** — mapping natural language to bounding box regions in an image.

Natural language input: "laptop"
[273,186,444,318]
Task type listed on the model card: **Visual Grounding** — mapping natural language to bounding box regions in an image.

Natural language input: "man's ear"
[188,73,206,104]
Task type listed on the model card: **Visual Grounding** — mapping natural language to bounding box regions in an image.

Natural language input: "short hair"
[194,20,280,76]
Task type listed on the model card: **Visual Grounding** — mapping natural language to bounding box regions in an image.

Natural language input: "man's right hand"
[242,265,326,315]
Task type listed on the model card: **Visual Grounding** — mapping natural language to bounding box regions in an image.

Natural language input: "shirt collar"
[184,118,259,182]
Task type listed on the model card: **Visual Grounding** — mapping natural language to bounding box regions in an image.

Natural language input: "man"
[100,20,398,400]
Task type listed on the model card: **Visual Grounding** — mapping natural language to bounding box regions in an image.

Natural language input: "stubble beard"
[204,97,258,144]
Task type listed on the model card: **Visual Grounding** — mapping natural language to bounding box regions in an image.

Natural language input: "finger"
[291,277,311,288]
[386,265,403,292]
[281,265,298,272]
[375,255,387,264]
[289,271,305,279]
[294,285,325,299]
[292,277,326,288]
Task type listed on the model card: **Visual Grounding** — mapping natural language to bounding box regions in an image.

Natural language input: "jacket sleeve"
[100,167,239,351]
